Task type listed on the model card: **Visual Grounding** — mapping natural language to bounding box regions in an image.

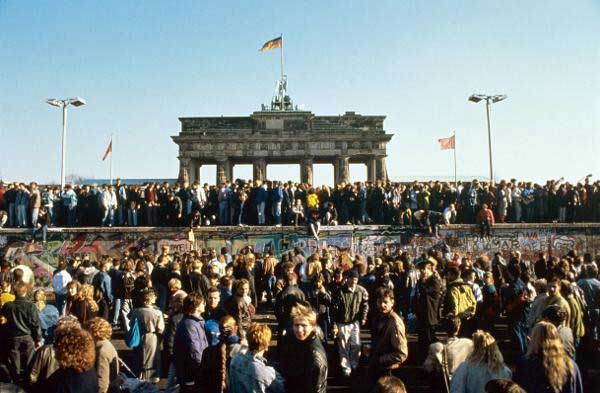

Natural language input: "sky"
[1,1,599,186]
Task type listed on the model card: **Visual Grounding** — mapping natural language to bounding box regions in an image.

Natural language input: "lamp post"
[46,97,86,189]
[468,94,507,184]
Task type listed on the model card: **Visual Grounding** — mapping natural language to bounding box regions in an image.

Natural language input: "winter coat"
[279,332,328,393]
[413,275,442,328]
[369,311,408,375]
[174,314,209,384]
[331,284,369,325]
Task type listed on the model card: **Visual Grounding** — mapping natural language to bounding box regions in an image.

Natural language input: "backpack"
[125,317,141,348]
[451,283,477,320]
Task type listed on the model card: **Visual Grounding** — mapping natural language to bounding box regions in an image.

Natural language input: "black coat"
[413,275,442,327]
[46,367,99,393]
[279,332,328,393]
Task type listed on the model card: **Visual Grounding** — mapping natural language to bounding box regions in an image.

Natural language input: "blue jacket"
[174,315,209,384]
[229,352,284,393]
[255,187,267,205]
[92,271,113,303]
[272,187,284,203]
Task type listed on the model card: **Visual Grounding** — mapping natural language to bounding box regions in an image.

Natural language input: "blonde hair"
[168,278,182,290]
[78,284,99,313]
[290,303,317,327]
[467,330,506,374]
[527,321,573,391]
[247,323,271,353]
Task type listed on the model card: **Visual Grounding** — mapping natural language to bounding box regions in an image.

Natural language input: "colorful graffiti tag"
[1,225,599,287]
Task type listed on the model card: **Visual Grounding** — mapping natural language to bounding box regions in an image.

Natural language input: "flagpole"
[280,33,284,110]
[109,133,113,186]
[453,131,457,188]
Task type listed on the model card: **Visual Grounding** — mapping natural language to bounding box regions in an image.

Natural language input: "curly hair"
[527,321,573,391]
[77,284,99,313]
[54,327,96,372]
[467,330,506,374]
[84,317,113,341]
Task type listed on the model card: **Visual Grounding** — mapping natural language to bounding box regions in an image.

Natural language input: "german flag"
[260,36,282,51]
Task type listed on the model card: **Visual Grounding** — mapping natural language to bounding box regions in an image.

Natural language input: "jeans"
[8,203,16,227]
[32,224,47,243]
[128,209,138,226]
[146,206,158,226]
[257,202,266,225]
[103,207,115,226]
[120,299,133,331]
[273,201,282,224]
[55,293,68,316]
[219,202,230,225]
[17,204,27,227]
[117,205,125,226]
[31,208,39,227]
[337,321,361,376]
[112,298,123,326]
[67,207,77,227]
[165,362,179,393]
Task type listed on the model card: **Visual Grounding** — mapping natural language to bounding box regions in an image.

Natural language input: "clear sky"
[1,1,599,186]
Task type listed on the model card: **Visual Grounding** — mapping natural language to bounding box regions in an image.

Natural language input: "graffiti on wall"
[1,225,599,286]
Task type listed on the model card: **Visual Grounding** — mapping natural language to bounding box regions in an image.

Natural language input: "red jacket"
[477,208,495,224]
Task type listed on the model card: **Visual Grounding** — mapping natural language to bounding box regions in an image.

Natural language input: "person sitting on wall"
[477,203,495,238]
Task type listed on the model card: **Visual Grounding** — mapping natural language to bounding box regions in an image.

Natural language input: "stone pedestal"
[253,158,266,182]
[300,158,314,185]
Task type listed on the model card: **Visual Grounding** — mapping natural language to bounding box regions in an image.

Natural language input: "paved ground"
[113,308,600,392]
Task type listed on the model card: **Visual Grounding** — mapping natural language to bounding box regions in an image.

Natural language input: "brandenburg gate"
[172,89,393,185]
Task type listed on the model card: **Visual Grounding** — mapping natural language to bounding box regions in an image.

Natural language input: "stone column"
[253,158,266,182]
[187,159,197,184]
[366,156,377,182]
[334,156,349,184]
[178,157,190,184]
[376,156,388,182]
[216,158,231,184]
[227,163,234,183]
[300,158,314,185]
[195,161,202,185]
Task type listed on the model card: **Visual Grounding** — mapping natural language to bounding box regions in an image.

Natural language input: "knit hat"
[204,320,220,346]
[345,269,359,279]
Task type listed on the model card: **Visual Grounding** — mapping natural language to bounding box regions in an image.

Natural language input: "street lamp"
[468,94,507,184]
[46,97,87,189]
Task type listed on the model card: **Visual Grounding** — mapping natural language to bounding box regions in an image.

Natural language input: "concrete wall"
[1,224,599,287]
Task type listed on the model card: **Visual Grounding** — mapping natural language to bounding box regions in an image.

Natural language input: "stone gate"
[172,110,393,185]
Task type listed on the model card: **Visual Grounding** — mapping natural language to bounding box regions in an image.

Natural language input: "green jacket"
[332,285,369,324]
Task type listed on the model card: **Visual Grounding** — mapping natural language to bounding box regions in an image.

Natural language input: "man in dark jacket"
[174,292,208,392]
[368,288,408,383]
[331,269,369,377]
[1,281,42,382]
[279,303,328,393]
[275,272,306,338]
[412,259,442,359]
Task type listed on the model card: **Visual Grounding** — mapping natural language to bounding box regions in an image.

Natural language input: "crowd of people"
[1,177,599,235]
[0,240,598,393]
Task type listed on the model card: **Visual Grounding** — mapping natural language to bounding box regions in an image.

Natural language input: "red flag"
[438,135,455,150]
[102,139,112,161]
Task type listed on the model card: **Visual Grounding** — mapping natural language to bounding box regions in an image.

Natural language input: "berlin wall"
[1,224,599,287]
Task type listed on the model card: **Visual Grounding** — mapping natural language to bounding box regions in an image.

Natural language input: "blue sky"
[1,1,599,185]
